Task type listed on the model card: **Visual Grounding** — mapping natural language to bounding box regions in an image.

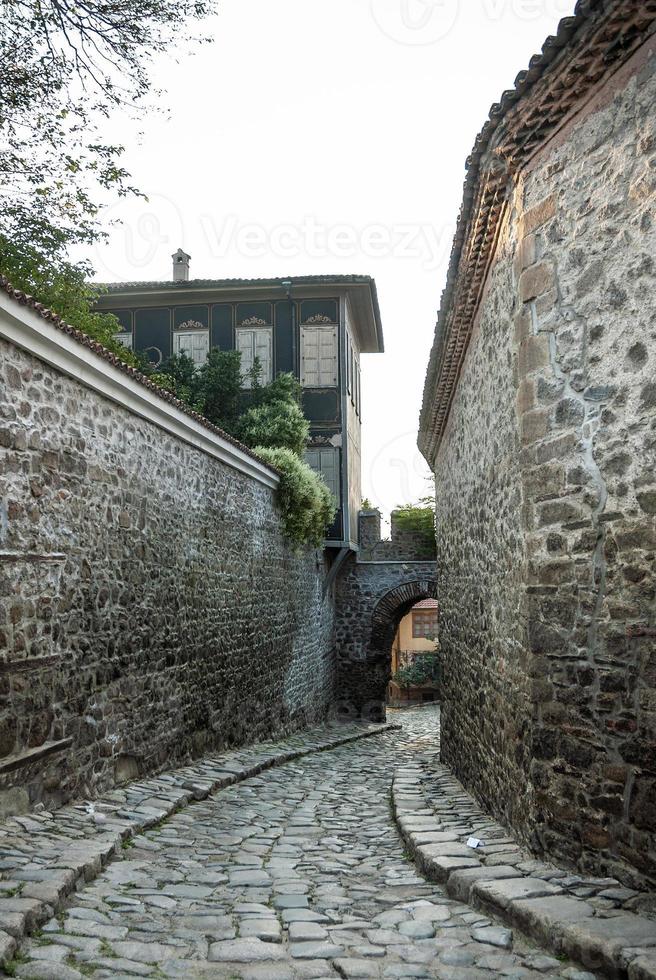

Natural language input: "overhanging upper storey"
[97,274,384,354]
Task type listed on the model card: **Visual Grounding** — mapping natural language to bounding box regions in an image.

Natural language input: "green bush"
[238,401,309,457]
[254,446,336,547]
[392,652,441,689]
[393,504,436,556]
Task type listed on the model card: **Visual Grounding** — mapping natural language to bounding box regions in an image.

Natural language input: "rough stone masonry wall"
[0,335,335,816]
[432,216,532,845]
[434,43,656,889]
[514,45,656,888]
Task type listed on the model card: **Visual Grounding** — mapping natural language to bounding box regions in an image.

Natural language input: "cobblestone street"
[9,707,600,980]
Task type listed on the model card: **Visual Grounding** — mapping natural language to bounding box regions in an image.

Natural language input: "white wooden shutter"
[255,329,272,383]
[174,330,208,366]
[304,448,339,504]
[236,328,255,378]
[192,331,209,366]
[318,325,337,386]
[319,448,339,501]
[301,327,320,387]
[301,325,336,387]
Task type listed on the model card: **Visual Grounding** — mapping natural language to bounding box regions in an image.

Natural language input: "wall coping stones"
[0,718,397,968]
[392,764,656,979]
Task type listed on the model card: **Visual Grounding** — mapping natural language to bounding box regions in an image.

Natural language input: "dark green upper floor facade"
[95,261,383,548]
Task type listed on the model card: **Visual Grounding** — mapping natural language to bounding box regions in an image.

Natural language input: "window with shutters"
[305,447,340,504]
[412,608,438,639]
[346,334,352,395]
[236,326,272,386]
[173,329,209,367]
[355,357,361,418]
[300,323,337,388]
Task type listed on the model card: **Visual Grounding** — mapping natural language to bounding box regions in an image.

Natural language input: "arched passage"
[370,579,438,655]
[336,574,438,722]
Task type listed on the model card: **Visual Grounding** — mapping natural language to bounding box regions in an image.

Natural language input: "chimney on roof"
[172,247,191,282]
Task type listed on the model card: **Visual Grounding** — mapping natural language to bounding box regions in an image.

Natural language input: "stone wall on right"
[432,46,656,888]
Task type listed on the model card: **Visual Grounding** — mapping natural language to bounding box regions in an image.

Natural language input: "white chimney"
[172,248,191,282]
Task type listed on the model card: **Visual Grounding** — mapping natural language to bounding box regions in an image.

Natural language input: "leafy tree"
[152,350,311,458]
[0,238,132,359]
[0,0,214,343]
[151,352,202,405]
[196,350,243,435]
[238,370,308,456]
[393,503,436,557]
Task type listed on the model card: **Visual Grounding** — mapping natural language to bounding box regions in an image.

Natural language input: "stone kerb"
[393,765,656,979]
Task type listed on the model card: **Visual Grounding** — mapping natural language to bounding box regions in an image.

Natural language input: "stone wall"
[431,218,532,842]
[358,510,437,563]
[429,43,656,888]
[0,308,336,816]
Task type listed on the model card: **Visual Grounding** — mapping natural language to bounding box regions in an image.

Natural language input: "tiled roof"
[98,273,377,291]
[418,0,656,465]
[413,598,439,610]
[0,276,276,472]
[96,273,384,355]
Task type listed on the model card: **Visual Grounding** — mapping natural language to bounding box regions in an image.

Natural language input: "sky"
[90,0,574,525]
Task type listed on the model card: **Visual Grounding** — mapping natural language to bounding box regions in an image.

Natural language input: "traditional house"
[96,254,384,549]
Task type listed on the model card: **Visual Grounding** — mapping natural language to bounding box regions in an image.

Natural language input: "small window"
[412,609,438,639]
[305,447,340,504]
[236,325,272,386]
[346,335,352,395]
[173,329,209,367]
[355,358,361,418]
[350,348,355,404]
[301,322,337,388]
[115,331,133,350]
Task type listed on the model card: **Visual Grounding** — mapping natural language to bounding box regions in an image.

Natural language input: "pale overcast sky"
[91,0,573,523]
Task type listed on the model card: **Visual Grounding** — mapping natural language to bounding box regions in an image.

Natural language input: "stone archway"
[370,579,438,654]
[335,568,438,722]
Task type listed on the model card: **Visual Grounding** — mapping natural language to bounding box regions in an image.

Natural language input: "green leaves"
[392,652,441,690]
[0,234,139,364]
[1,0,214,333]
[238,401,309,459]
[254,447,336,549]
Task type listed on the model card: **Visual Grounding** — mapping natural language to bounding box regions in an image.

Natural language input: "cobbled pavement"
[11,707,598,980]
